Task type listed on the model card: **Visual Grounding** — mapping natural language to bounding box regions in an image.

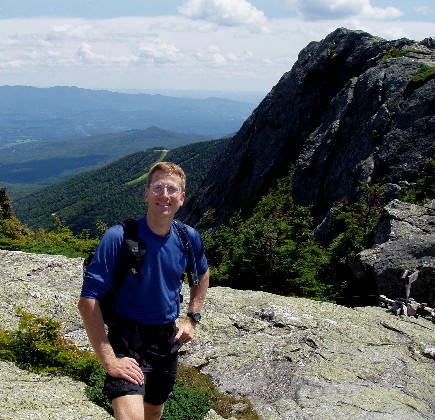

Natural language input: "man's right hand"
[78,297,144,386]
[105,356,144,385]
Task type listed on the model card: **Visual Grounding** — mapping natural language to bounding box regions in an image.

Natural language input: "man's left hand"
[174,317,197,343]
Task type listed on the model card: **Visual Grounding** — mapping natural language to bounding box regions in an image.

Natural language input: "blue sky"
[0,0,433,96]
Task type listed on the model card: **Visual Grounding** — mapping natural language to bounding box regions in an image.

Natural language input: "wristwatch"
[187,312,201,323]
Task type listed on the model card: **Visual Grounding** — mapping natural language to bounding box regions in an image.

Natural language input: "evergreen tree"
[0,187,13,220]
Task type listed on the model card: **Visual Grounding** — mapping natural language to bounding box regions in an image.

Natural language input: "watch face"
[189,312,201,322]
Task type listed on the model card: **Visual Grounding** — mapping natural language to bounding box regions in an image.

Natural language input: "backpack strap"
[172,219,200,287]
[100,219,146,328]
[121,218,146,279]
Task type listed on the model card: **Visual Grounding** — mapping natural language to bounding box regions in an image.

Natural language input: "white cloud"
[414,6,429,16]
[77,43,102,64]
[0,12,433,92]
[136,38,181,63]
[212,52,226,66]
[284,0,403,21]
[46,24,99,41]
[77,42,139,67]
[0,59,25,70]
[178,0,267,27]
[361,4,403,20]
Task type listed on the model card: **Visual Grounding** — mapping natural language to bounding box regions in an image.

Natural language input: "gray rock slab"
[0,250,434,419]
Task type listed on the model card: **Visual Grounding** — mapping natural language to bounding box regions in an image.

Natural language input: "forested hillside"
[1,127,207,189]
[13,138,229,235]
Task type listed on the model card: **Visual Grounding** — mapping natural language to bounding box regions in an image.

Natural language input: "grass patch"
[411,66,435,84]
[177,364,259,420]
[377,47,407,62]
[377,47,425,63]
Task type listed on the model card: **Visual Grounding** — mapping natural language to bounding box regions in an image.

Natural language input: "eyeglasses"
[150,183,182,197]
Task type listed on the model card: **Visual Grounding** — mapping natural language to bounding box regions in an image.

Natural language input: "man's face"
[144,170,185,218]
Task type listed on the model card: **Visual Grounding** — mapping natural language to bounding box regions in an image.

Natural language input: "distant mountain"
[0,127,207,186]
[0,85,256,141]
[13,138,230,235]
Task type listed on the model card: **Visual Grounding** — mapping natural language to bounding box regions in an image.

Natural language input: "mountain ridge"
[0,85,256,141]
[0,126,208,191]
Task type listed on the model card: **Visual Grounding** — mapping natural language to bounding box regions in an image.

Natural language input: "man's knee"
[144,402,164,419]
[112,394,145,420]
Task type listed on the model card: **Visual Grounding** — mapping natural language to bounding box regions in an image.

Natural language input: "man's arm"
[175,269,210,342]
[188,269,210,313]
[78,297,144,385]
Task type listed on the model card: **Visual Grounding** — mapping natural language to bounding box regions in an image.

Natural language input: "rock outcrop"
[353,199,435,307]
[182,28,434,231]
[179,26,435,317]
[1,250,434,419]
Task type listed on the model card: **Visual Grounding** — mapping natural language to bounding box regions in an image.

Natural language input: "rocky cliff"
[183,28,434,229]
[0,250,434,419]
[181,27,434,312]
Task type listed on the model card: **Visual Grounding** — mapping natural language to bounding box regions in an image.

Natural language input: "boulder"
[353,200,435,307]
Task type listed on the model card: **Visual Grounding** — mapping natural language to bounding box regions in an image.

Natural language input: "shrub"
[398,158,435,205]
[377,46,422,63]
[321,184,385,297]
[0,309,112,413]
[377,47,407,62]
[163,383,211,420]
[204,171,331,300]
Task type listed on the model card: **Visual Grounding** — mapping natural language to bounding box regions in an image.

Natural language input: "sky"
[0,0,434,97]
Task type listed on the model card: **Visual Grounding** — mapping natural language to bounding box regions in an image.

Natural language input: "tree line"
[2,157,433,302]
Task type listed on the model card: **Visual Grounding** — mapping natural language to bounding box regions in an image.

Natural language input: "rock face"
[0,251,84,333]
[0,360,112,420]
[186,286,435,420]
[182,28,434,229]
[0,250,110,419]
[179,27,435,319]
[1,250,434,419]
[353,199,435,307]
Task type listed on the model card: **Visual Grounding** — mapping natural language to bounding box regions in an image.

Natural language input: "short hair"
[146,162,186,191]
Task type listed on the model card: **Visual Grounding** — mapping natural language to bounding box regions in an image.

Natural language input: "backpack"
[83,218,199,326]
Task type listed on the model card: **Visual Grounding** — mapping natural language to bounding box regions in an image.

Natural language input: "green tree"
[399,158,435,205]
[0,187,13,219]
[0,187,31,247]
[322,184,385,297]
[205,172,331,300]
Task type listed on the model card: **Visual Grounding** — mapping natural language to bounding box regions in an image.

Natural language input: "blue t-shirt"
[80,217,208,324]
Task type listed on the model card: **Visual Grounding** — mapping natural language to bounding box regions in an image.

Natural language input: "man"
[78,162,210,420]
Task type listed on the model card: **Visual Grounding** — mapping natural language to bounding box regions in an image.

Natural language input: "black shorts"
[103,321,182,405]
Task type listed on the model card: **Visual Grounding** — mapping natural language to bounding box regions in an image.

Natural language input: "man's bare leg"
[112,394,146,420]
[112,395,164,420]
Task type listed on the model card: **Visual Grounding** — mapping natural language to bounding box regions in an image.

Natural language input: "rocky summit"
[181,27,435,310]
[183,28,434,230]
[0,250,434,419]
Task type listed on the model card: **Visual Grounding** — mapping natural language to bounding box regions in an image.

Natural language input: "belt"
[115,317,176,334]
